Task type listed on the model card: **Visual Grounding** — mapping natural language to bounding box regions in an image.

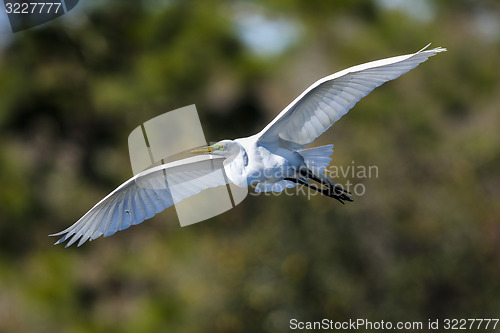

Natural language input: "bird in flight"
[51,44,446,247]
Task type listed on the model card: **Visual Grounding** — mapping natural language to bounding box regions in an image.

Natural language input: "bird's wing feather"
[257,45,446,149]
[50,155,228,247]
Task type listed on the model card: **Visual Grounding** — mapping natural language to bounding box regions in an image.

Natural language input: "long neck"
[224,143,248,187]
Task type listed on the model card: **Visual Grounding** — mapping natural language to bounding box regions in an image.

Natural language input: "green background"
[0,0,499,332]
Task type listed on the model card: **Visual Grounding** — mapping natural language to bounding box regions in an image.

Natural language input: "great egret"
[51,45,446,247]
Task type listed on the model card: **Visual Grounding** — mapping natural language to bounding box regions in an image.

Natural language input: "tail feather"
[298,144,334,175]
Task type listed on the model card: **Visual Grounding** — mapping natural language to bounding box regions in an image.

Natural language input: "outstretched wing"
[50,155,227,247]
[257,45,446,149]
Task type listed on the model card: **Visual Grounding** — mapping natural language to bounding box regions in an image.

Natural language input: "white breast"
[233,138,304,186]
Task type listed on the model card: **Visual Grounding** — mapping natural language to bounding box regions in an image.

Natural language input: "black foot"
[323,186,354,205]
[333,184,352,195]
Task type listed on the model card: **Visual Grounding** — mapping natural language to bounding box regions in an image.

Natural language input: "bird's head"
[191,140,240,159]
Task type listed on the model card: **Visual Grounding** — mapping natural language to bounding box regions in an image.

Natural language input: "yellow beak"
[190,146,213,154]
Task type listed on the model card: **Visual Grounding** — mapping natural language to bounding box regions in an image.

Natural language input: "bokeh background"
[1,0,499,332]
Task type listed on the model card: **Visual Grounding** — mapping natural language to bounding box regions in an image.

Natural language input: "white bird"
[51,45,446,247]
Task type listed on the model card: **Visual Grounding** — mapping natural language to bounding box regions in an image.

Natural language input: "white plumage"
[258,44,446,149]
[51,45,446,247]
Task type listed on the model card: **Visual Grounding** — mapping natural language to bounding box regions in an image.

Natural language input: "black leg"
[284,178,353,204]
[298,168,330,187]
[297,168,352,195]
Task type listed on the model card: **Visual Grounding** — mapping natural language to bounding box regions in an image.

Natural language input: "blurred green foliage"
[0,0,499,332]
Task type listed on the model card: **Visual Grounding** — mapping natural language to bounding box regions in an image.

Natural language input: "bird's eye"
[212,144,224,150]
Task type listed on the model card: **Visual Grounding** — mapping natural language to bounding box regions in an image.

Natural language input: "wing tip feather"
[418,43,447,55]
